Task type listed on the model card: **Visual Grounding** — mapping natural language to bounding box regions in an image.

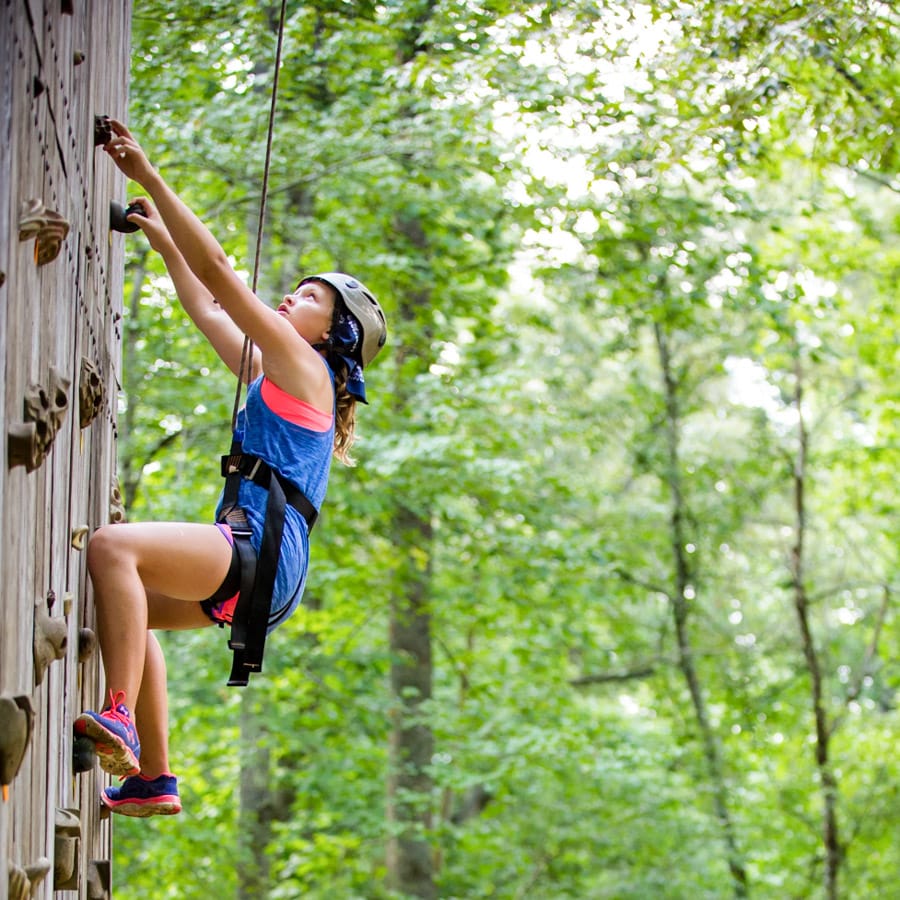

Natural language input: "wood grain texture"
[1,2,131,897]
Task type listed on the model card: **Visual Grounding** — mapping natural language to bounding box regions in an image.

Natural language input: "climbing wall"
[0,1,132,898]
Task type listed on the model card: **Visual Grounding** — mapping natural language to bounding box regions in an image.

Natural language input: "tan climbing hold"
[33,592,68,686]
[53,808,82,891]
[109,476,127,523]
[78,627,97,663]
[18,199,70,266]
[7,366,71,472]
[7,857,50,900]
[79,356,104,428]
[87,859,111,900]
[0,694,35,800]
[71,525,90,550]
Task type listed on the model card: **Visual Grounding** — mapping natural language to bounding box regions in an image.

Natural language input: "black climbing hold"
[94,115,112,147]
[72,734,96,774]
[109,201,146,234]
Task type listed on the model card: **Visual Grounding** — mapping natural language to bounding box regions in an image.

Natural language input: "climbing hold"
[109,200,146,234]
[17,199,70,265]
[87,860,111,900]
[53,809,81,891]
[109,477,126,523]
[7,422,41,472]
[71,524,90,550]
[78,627,97,663]
[94,115,112,146]
[0,694,35,801]
[79,356,104,427]
[7,366,71,472]
[7,861,27,900]
[72,734,96,774]
[74,50,85,65]
[33,592,68,686]
[7,858,50,900]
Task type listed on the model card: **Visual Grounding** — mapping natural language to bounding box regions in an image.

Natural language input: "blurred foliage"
[112,1,898,898]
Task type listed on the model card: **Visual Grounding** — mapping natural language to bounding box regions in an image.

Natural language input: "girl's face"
[278,280,336,344]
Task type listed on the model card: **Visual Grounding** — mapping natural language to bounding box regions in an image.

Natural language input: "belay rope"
[216,0,309,687]
[231,0,288,424]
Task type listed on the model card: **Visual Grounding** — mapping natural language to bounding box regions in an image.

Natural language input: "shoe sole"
[101,794,182,818]
[74,716,140,777]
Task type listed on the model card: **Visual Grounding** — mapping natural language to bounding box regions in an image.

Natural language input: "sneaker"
[101,773,181,817]
[74,690,140,777]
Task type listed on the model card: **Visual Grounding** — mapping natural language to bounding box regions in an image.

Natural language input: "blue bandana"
[324,309,367,403]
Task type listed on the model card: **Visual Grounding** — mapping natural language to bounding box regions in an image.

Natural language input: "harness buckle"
[221,453,242,477]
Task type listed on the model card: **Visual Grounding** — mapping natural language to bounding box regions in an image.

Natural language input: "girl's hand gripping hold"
[121,198,174,254]
[102,119,156,187]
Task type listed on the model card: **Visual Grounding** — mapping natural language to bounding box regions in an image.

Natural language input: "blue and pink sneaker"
[74,689,140,777]
[102,773,181,817]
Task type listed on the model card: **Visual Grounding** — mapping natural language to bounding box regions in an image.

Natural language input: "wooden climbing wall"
[0,1,132,898]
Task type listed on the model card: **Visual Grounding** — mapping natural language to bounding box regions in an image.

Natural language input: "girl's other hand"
[124,198,173,253]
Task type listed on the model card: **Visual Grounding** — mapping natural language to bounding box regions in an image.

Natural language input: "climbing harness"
[217,447,317,686]
[217,0,292,687]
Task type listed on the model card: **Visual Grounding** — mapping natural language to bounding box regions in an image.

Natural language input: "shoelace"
[102,689,132,727]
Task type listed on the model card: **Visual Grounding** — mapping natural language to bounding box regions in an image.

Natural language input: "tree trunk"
[788,354,842,900]
[237,688,274,900]
[386,504,435,899]
[655,322,750,898]
[383,160,438,891]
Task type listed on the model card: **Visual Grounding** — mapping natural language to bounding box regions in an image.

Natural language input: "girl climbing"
[74,120,387,817]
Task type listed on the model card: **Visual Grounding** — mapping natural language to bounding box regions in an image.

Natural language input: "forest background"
[112,1,898,898]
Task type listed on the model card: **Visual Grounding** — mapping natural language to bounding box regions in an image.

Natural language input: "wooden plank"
[2,2,131,897]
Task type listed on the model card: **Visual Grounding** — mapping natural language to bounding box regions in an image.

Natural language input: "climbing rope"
[230,0,289,431]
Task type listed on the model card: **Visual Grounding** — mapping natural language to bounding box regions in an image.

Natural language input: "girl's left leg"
[79,522,232,778]
[87,521,232,704]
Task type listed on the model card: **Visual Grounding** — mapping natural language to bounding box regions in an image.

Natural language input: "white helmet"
[300,273,387,367]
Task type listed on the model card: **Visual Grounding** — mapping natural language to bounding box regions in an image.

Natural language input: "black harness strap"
[225,534,259,683]
[218,441,317,686]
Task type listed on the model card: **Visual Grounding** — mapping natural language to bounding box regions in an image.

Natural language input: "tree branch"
[570,665,657,687]
[613,566,671,599]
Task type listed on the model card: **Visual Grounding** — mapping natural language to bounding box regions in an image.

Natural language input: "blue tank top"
[216,371,335,630]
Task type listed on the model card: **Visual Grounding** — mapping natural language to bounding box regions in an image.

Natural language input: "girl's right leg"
[97,592,223,817]
[137,591,219,778]
[98,628,184,817]
[135,629,172,779]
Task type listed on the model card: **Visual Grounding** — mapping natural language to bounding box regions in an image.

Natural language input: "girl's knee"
[87,524,132,575]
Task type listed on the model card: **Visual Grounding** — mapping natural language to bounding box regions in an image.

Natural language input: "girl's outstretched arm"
[103,120,331,406]
[126,198,259,380]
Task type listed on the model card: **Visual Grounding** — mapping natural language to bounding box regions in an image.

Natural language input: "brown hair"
[323,296,360,466]
[332,364,358,466]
